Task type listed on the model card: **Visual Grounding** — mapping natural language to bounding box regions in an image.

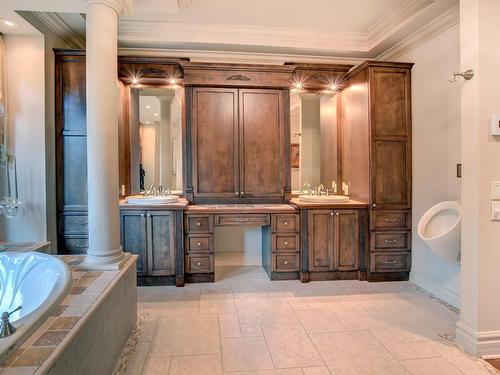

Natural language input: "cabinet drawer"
[185,254,213,273]
[371,210,410,230]
[273,253,299,272]
[370,252,411,273]
[186,215,212,233]
[273,234,299,252]
[214,214,270,226]
[59,214,88,235]
[371,231,410,251]
[187,235,213,253]
[272,214,299,233]
[62,237,89,254]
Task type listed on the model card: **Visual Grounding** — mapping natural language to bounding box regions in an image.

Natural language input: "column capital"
[84,0,133,15]
[158,91,176,104]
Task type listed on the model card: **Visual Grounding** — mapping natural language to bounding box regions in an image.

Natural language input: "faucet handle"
[331,180,337,194]
[7,306,21,317]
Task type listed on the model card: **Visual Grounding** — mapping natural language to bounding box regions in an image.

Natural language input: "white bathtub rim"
[0,252,72,364]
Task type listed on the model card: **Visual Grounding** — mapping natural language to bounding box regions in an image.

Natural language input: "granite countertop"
[187,203,297,214]
[119,198,190,210]
[289,198,369,209]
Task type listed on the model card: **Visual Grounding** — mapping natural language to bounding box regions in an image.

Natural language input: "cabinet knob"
[235,192,239,196]
[331,212,334,216]
[283,260,289,265]
[197,242,202,247]
[336,212,339,216]
[284,241,289,246]
[372,203,377,208]
[283,221,289,226]
[140,214,145,217]
[196,261,202,266]
[196,222,201,227]
[147,214,151,217]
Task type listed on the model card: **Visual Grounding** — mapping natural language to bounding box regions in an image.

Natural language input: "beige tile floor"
[124,266,499,375]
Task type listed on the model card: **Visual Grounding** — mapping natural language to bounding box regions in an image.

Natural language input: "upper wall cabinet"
[187,86,288,203]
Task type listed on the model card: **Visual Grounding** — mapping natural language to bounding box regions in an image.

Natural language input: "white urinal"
[417,201,461,264]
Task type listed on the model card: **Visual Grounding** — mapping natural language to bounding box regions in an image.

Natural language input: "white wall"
[0,35,46,242]
[395,24,462,307]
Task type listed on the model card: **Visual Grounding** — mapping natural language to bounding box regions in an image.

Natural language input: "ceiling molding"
[375,5,459,61]
[117,0,436,54]
[31,11,85,48]
[117,47,364,66]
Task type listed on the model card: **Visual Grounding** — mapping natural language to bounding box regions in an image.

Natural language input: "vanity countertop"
[187,203,297,214]
[119,198,190,210]
[289,198,369,209]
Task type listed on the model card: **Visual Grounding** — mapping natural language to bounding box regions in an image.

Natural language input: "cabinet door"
[372,140,410,209]
[192,88,239,199]
[239,89,284,198]
[334,210,359,271]
[147,211,175,276]
[308,210,334,272]
[120,211,147,275]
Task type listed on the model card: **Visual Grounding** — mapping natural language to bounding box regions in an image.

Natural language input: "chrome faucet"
[0,306,22,338]
[317,184,326,196]
[300,183,312,196]
[148,184,157,196]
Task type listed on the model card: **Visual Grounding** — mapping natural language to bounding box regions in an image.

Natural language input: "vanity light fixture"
[131,77,139,85]
[169,78,177,85]
[329,83,338,91]
[154,113,159,116]
[3,20,15,27]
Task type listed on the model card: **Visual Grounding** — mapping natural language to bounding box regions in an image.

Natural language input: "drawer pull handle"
[197,242,202,247]
[236,218,249,222]
[284,241,289,246]
[196,261,202,266]
[196,222,201,227]
[75,221,88,225]
[384,218,399,223]
[384,239,397,243]
[384,259,397,264]
[283,221,289,226]
[283,260,289,265]
[147,214,151,217]
[73,243,87,248]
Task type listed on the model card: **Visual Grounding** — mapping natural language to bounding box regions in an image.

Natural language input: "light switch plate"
[491,202,500,221]
[491,115,500,135]
[492,181,500,200]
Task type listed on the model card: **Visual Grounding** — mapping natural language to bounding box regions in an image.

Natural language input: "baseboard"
[456,321,500,358]
[410,269,460,308]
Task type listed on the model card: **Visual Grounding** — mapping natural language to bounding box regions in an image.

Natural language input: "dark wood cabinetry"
[340,62,413,280]
[55,51,88,254]
[188,87,287,203]
[307,209,359,273]
[120,209,184,285]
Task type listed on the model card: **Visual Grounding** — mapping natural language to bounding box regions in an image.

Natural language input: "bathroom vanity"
[54,50,412,286]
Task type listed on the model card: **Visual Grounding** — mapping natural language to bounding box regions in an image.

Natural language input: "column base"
[456,321,500,358]
[78,248,129,271]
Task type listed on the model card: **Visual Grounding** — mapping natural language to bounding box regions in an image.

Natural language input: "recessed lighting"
[169,78,177,85]
[145,105,151,109]
[131,78,139,85]
[154,113,159,116]
[3,20,15,27]
[329,83,338,91]
[146,121,150,124]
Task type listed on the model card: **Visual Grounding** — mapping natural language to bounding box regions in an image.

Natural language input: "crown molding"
[376,5,459,61]
[31,11,85,49]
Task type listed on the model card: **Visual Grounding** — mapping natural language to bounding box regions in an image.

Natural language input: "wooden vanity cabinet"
[187,86,287,203]
[340,62,413,281]
[120,209,184,285]
[307,209,360,274]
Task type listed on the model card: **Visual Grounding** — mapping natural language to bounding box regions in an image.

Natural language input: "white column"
[158,92,175,188]
[81,0,132,270]
[455,0,500,357]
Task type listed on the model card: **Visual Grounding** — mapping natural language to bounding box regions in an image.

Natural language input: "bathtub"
[0,251,72,363]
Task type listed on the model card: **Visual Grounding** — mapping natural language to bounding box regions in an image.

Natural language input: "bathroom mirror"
[129,87,183,194]
[290,91,339,194]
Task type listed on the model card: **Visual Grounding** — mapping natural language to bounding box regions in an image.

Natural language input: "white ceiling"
[0,0,459,61]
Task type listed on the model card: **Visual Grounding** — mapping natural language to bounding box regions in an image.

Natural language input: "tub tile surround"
[0,255,137,375]
[120,266,499,375]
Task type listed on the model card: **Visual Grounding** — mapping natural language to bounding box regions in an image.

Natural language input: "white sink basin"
[299,195,349,203]
[126,195,179,205]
